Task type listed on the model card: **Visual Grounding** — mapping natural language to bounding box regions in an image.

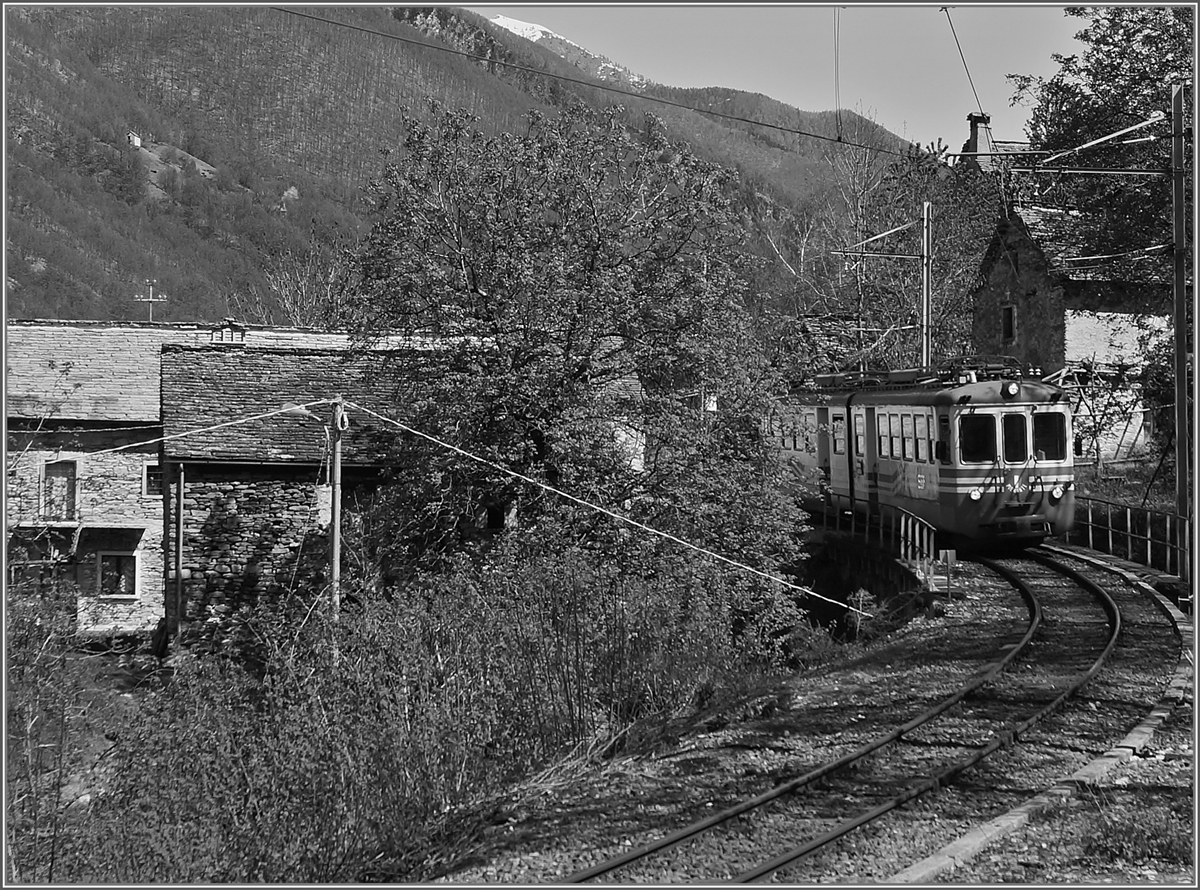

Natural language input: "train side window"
[915,414,929,462]
[1003,414,1028,462]
[878,412,890,458]
[890,414,902,458]
[960,414,996,463]
[901,414,914,460]
[1033,412,1067,461]
[854,413,865,455]
[832,414,846,455]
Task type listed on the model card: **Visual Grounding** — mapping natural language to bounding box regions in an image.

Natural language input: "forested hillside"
[5,4,910,327]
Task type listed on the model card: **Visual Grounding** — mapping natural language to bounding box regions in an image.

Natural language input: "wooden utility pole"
[174,461,185,654]
[1171,84,1190,576]
[330,397,344,620]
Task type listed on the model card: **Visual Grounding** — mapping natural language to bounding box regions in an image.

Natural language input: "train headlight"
[969,488,983,501]
[1051,485,1065,499]
[1002,380,1019,398]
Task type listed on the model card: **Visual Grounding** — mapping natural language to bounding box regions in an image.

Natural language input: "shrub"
[33,517,808,881]
[5,581,91,884]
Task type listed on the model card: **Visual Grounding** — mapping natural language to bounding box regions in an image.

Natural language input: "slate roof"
[4,320,424,423]
[160,345,420,464]
[6,321,211,421]
[1013,206,1172,310]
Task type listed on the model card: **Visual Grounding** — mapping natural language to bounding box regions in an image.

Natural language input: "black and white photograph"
[4,3,1194,883]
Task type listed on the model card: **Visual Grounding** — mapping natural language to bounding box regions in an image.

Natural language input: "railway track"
[564,550,1125,883]
[424,548,1185,884]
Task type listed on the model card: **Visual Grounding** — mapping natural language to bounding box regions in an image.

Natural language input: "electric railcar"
[777,356,1076,549]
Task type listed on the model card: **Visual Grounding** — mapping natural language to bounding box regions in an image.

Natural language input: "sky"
[460,3,1089,150]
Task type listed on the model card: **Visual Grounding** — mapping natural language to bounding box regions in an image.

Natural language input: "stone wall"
[5,427,165,634]
[971,212,1066,373]
[163,464,336,626]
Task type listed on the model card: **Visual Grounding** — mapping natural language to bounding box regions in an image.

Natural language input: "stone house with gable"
[4,318,406,635]
[5,320,215,634]
[158,343,430,631]
[970,206,1171,463]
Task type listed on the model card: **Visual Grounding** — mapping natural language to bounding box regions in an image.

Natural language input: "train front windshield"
[960,411,1069,464]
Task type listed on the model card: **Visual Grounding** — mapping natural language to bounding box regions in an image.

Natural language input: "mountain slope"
[486,13,650,90]
[4,4,909,324]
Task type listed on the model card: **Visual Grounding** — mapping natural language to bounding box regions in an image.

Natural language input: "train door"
[827,405,851,510]
[934,410,955,520]
[815,404,831,499]
[853,405,879,516]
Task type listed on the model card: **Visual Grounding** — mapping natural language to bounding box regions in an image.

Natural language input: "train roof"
[790,355,1070,406]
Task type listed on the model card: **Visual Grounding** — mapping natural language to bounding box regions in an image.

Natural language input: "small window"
[97,552,137,598]
[915,414,930,462]
[902,414,915,461]
[42,460,77,521]
[1001,305,1016,343]
[890,414,902,459]
[960,414,997,463]
[832,414,846,455]
[937,415,951,462]
[853,413,866,456]
[879,413,890,458]
[210,319,246,343]
[1033,412,1067,461]
[143,463,164,497]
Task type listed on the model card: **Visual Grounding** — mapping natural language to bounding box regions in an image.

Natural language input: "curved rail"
[732,551,1121,882]
[565,561,1041,883]
[569,554,1121,884]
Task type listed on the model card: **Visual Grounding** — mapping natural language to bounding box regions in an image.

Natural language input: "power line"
[269,6,910,159]
[941,7,989,151]
[341,398,866,615]
[57,399,334,463]
[833,7,843,141]
[40,381,860,612]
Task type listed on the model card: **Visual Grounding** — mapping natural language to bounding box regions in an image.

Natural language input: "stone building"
[970,206,1170,462]
[4,321,207,634]
[4,318,409,635]
[158,344,415,630]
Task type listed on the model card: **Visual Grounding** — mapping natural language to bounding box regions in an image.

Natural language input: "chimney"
[966,112,991,154]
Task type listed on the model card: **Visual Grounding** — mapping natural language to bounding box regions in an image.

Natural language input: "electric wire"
[23,388,861,614]
[52,399,334,463]
[833,7,843,141]
[942,7,989,151]
[340,399,864,615]
[270,6,910,159]
[1038,113,1167,166]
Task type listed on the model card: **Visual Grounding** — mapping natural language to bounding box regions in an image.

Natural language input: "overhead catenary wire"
[340,399,865,615]
[1038,112,1167,166]
[941,7,990,152]
[833,7,843,141]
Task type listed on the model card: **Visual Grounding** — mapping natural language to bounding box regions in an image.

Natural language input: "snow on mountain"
[487,13,649,90]
[489,14,557,44]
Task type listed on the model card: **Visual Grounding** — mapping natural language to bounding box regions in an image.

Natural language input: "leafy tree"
[757,112,998,377]
[1009,7,1193,457]
[858,141,1000,367]
[1008,6,1193,269]
[343,101,803,605]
